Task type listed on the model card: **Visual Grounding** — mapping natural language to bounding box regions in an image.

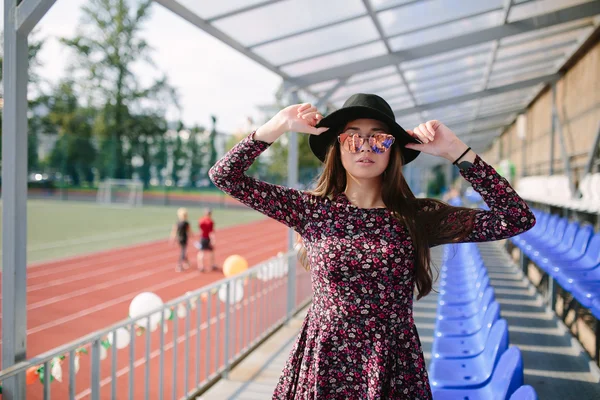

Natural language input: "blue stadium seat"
[552,232,600,281]
[440,268,487,290]
[429,319,509,389]
[567,281,600,308]
[439,276,490,305]
[529,219,573,258]
[435,302,500,337]
[437,287,495,320]
[509,385,538,400]
[431,347,524,400]
[521,214,560,252]
[432,318,506,359]
[533,224,592,272]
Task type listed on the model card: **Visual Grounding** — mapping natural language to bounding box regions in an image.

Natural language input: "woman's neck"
[344,176,385,209]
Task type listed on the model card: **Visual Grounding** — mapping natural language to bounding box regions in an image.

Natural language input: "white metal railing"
[0,251,312,399]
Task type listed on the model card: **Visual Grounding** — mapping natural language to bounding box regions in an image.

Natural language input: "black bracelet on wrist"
[452,147,471,166]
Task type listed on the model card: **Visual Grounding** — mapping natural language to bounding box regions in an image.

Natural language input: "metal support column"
[548,276,557,312]
[2,1,30,398]
[584,121,600,175]
[551,84,576,195]
[519,251,528,277]
[550,96,556,175]
[286,91,299,320]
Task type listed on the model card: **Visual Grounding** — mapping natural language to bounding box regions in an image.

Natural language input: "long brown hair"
[297,129,476,300]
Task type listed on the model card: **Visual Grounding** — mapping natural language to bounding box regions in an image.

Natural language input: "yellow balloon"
[223,255,248,277]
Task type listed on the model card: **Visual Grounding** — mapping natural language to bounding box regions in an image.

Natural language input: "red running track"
[0,218,298,399]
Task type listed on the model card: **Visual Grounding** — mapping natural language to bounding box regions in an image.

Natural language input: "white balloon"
[177,303,187,319]
[51,357,63,383]
[74,354,81,374]
[218,281,244,304]
[129,292,164,329]
[267,262,276,281]
[108,327,131,350]
[100,345,108,360]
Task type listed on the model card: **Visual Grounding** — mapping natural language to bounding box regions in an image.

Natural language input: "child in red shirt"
[196,208,218,272]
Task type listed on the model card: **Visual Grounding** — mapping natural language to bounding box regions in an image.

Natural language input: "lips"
[357,157,374,164]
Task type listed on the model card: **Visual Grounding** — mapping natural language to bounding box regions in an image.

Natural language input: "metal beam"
[207,0,285,23]
[393,73,560,117]
[15,0,57,34]
[292,1,600,88]
[3,0,30,398]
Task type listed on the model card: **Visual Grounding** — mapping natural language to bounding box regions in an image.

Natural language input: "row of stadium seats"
[429,243,538,400]
[510,208,600,328]
[515,173,600,213]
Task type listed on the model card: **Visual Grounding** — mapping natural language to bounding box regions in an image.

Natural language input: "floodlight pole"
[2,0,56,398]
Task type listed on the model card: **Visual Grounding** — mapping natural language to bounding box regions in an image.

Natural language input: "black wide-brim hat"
[309,93,420,165]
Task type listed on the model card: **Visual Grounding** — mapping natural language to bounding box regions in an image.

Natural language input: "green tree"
[152,135,168,185]
[45,80,97,186]
[128,113,167,187]
[61,0,179,179]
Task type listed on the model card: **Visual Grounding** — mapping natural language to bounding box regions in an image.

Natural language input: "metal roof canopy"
[156,0,600,165]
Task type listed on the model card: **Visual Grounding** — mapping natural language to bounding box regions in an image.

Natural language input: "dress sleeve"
[420,155,536,247]
[208,131,318,236]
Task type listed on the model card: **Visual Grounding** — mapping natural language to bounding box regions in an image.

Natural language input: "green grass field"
[0,200,265,265]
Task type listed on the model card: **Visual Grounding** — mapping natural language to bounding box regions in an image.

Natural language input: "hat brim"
[309,106,420,165]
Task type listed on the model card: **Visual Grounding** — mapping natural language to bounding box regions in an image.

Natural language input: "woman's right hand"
[254,103,329,143]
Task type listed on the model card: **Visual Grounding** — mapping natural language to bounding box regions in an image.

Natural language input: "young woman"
[209,93,535,399]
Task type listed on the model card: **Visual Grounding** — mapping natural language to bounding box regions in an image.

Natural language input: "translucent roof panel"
[499,18,594,46]
[378,0,503,37]
[508,0,594,22]
[389,11,502,51]
[489,66,558,88]
[409,74,484,93]
[347,66,398,84]
[332,74,405,101]
[177,0,275,20]
[496,27,587,59]
[253,16,380,66]
[403,53,490,83]
[415,82,482,105]
[401,42,494,70]
[211,0,365,47]
[282,42,388,76]
[370,0,420,11]
[307,80,341,96]
[493,47,567,71]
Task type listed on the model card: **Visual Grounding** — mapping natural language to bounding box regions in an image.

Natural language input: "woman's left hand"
[404,120,471,162]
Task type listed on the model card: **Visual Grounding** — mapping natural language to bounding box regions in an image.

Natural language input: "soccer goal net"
[96,179,144,207]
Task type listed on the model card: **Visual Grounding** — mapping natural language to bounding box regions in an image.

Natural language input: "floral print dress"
[209,132,536,400]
